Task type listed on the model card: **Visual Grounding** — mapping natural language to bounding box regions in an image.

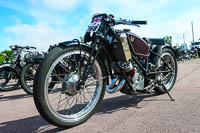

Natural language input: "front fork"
[77,43,103,90]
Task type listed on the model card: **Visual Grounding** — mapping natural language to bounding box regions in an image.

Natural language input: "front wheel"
[0,65,19,91]
[33,45,106,128]
[20,63,39,95]
[154,48,178,94]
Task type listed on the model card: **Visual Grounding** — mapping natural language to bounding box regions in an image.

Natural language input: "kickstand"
[161,83,175,101]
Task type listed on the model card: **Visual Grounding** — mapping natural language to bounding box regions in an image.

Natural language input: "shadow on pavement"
[0,115,65,133]
[0,93,32,102]
[96,93,161,115]
[0,93,166,132]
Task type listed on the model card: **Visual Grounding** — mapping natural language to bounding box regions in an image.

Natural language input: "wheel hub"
[62,73,81,96]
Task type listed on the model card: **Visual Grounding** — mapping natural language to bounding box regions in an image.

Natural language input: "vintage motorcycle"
[33,13,178,128]
[20,44,57,95]
[0,45,36,91]
[20,52,44,94]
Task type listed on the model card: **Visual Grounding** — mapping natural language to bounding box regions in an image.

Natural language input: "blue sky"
[0,0,200,51]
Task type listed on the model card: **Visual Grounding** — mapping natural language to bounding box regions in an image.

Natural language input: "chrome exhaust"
[106,75,126,93]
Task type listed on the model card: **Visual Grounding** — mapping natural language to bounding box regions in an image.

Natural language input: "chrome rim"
[158,52,176,91]
[44,50,103,122]
[24,65,37,91]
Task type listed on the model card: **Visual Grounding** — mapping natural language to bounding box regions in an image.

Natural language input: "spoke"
[86,76,106,83]
[60,95,74,115]
[76,92,85,111]
[48,80,62,83]
[57,61,70,73]
[161,72,172,83]
[57,92,62,109]
[51,72,66,83]
[84,87,94,99]
[49,93,62,103]
[69,96,75,114]
[85,83,98,88]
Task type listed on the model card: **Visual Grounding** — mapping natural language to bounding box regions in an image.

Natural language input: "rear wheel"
[154,48,178,94]
[33,45,106,128]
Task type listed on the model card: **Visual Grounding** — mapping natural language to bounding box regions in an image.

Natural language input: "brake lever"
[134,24,140,27]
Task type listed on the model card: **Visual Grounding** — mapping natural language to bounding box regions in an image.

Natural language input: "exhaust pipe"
[106,75,126,93]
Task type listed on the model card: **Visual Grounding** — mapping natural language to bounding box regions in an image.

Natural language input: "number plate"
[87,16,103,32]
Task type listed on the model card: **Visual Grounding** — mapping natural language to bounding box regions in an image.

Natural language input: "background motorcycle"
[20,52,44,94]
[20,44,57,95]
[0,45,36,91]
[33,13,178,128]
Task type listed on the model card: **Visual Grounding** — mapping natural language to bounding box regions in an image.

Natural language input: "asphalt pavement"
[0,59,200,133]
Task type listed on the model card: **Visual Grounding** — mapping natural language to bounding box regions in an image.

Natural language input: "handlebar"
[10,45,36,50]
[131,20,147,25]
[115,19,147,26]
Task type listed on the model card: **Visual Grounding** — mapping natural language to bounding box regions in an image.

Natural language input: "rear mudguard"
[58,40,110,85]
[161,43,178,59]
[150,43,178,63]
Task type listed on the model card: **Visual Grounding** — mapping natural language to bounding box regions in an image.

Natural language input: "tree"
[0,53,5,63]
[0,50,14,63]
[164,36,173,46]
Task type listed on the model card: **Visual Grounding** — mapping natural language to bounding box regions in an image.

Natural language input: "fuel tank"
[127,32,150,58]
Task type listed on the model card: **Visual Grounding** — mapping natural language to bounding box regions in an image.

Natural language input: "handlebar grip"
[131,21,147,25]
[15,45,23,49]
[30,46,36,49]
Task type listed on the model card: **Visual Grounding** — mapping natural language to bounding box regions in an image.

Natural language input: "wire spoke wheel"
[0,67,19,91]
[21,63,39,94]
[159,53,175,90]
[155,48,178,93]
[33,46,106,127]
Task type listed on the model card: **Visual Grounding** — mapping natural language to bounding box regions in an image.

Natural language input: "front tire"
[20,63,38,95]
[33,45,106,128]
[0,66,19,91]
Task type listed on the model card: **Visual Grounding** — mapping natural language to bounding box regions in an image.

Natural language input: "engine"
[106,30,145,94]
[106,31,144,94]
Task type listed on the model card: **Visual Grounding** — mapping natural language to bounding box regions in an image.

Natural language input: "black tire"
[0,66,20,91]
[20,63,38,95]
[154,48,178,94]
[33,45,106,128]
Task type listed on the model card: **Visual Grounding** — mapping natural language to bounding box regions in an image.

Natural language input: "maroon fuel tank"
[127,32,150,58]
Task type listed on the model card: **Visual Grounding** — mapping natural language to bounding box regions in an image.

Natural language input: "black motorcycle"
[20,52,44,94]
[20,44,57,95]
[33,13,178,128]
[0,45,36,91]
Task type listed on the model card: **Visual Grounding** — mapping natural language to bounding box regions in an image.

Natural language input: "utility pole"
[183,33,185,44]
[191,21,195,43]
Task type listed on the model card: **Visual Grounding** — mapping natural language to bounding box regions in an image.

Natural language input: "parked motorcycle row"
[1,13,195,128]
[174,47,199,62]
[0,44,56,94]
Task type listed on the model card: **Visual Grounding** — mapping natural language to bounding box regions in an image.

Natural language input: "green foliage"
[164,36,173,46]
[0,50,14,63]
[0,53,5,63]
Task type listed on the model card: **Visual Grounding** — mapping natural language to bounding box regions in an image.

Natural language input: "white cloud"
[4,22,73,51]
[42,0,81,11]
[3,0,200,51]
[90,0,172,18]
